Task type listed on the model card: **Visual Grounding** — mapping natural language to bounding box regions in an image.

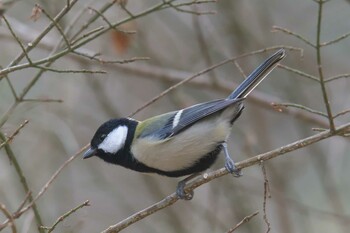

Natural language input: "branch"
[226,211,259,233]
[100,122,350,233]
[0,120,29,149]
[40,200,90,233]
[0,203,17,233]
[315,0,335,131]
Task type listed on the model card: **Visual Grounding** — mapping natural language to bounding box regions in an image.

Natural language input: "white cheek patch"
[98,126,128,154]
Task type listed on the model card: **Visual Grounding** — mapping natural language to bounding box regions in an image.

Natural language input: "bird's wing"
[137,98,244,140]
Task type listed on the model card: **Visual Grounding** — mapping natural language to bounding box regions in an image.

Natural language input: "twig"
[261,162,271,233]
[13,145,90,219]
[320,31,350,47]
[272,26,315,48]
[4,0,78,69]
[315,0,335,131]
[34,65,106,74]
[325,73,350,83]
[278,64,319,83]
[0,203,17,233]
[100,122,350,233]
[73,51,149,64]
[22,98,63,103]
[0,120,29,149]
[40,200,90,233]
[226,211,259,233]
[38,4,71,49]
[333,109,350,119]
[272,103,327,118]
[1,15,33,64]
[0,131,44,232]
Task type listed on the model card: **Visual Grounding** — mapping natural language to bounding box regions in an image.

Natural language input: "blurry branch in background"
[40,200,90,233]
[0,203,16,233]
[226,211,259,233]
[261,163,271,233]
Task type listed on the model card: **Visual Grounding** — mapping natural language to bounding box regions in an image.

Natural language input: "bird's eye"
[100,134,107,140]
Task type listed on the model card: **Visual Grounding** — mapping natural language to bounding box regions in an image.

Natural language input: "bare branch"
[272,103,328,118]
[278,64,319,82]
[272,26,315,48]
[0,120,29,149]
[40,200,90,233]
[0,203,17,233]
[226,211,259,233]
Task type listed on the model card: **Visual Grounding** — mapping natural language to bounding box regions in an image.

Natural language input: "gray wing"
[140,98,244,140]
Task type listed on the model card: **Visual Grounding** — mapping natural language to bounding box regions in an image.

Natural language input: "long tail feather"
[228,49,285,99]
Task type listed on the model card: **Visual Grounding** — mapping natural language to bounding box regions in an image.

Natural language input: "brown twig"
[0,120,29,149]
[226,211,259,233]
[40,200,90,233]
[0,203,17,233]
[261,162,271,233]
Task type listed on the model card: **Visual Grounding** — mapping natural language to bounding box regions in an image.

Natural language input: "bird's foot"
[175,173,198,200]
[176,180,194,200]
[222,142,242,177]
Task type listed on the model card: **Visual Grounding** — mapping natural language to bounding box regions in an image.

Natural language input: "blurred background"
[0,0,349,232]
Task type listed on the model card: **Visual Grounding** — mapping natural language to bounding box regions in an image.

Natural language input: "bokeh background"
[0,0,350,232]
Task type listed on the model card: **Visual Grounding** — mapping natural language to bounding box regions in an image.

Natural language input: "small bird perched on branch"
[83,49,285,200]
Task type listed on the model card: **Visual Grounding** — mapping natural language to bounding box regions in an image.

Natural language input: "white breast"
[131,118,231,172]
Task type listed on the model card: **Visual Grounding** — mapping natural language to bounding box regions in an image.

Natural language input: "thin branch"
[0,120,29,149]
[261,162,271,233]
[22,98,63,103]
[34,65,106,74]
[315,0,335,131]
[272,103,328,118]
[100,122,350,233]
[13,145,89,219]
[278,64,319,82]
[3,0,78,69]
[40,200,90,233]
[73,51,149,64]
[325,73,350,83]
[38,4,71,50]
[226,211,259,233]
[333,109,350,119]
[0,131,44,232]
[0,203,17,233]
[1,15,33,64]
[320,31,350,47]
[166,1,216,15]
[272,26,315,48]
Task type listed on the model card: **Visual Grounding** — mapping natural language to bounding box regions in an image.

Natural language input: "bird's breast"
[131,120,231,172]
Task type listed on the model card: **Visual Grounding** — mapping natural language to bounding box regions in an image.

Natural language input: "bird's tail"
[228,49,285,100]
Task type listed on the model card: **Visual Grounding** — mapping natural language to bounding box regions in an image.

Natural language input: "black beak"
[83,147,97,159]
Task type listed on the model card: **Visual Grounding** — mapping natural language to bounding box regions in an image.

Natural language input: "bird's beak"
[83,147,97,159]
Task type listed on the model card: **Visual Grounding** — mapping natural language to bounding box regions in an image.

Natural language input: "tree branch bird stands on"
[83,49,286,200]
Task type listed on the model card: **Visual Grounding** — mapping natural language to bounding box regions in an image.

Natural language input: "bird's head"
[83,118,137,161]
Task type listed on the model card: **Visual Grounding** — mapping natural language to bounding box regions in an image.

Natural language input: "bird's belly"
[131,121,230,172]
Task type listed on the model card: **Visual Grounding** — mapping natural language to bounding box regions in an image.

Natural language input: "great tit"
[83,49,285,199]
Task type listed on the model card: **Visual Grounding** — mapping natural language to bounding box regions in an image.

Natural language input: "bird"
[83,49,285,200]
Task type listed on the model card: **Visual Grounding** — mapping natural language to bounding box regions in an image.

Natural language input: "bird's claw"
[176,181,194,200]
[225,159,242,177]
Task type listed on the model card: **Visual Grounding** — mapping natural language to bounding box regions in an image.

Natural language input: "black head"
[83,118,137,163]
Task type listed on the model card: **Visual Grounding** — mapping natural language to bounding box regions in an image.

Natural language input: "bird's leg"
[221,142,242,177]
[176,173,199,200]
